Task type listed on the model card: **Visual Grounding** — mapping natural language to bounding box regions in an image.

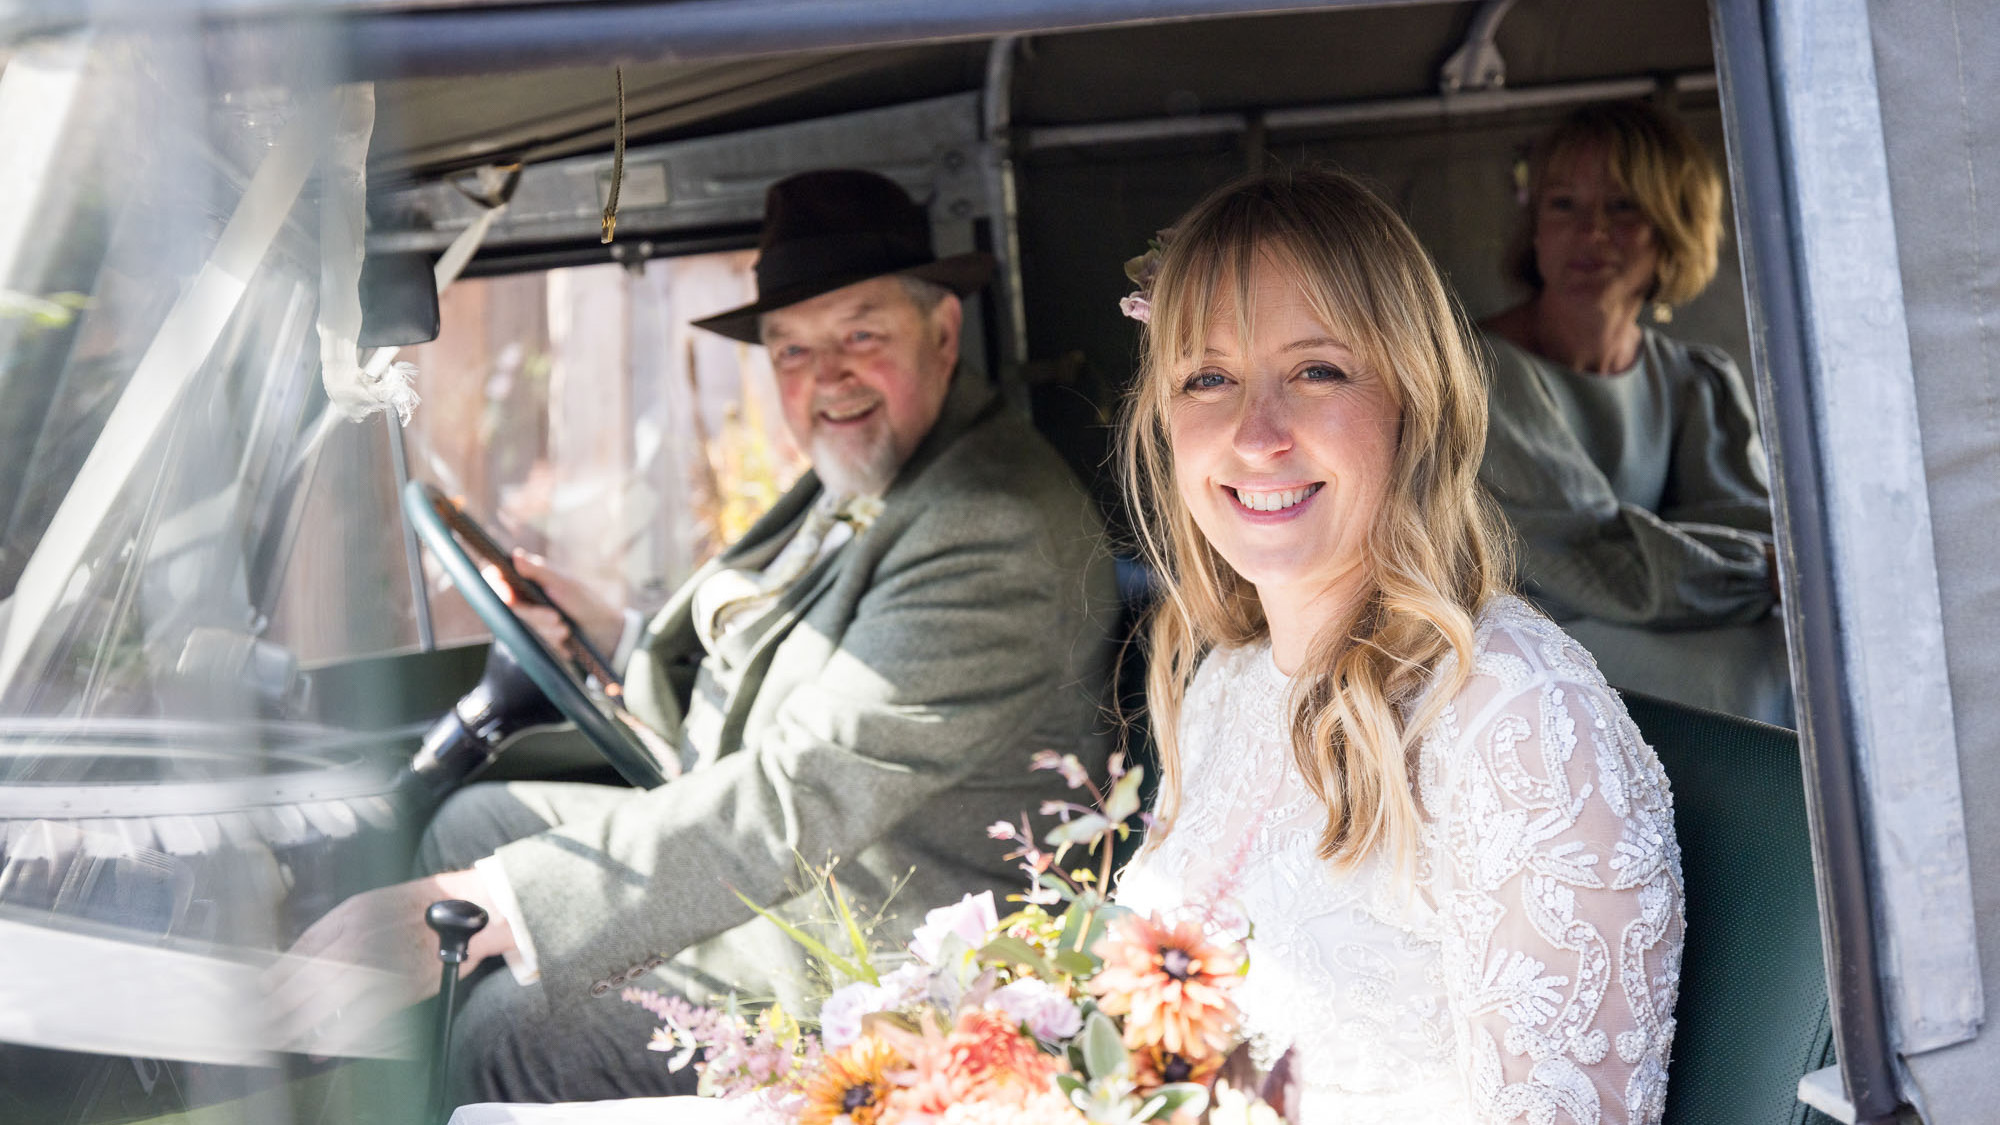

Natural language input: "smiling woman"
[1477,101,1785,724]
[1113,168,1686,1124]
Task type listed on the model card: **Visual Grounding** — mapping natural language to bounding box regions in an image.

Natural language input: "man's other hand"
[478,549,622,656]
[265,869,515,1055]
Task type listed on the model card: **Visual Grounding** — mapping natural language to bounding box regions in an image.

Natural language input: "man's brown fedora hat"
[691,169,994,344]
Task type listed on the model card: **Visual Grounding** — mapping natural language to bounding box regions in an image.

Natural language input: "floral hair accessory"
[1120,231,1171,324]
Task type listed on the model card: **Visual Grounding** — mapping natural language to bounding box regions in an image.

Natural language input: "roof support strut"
[206,0,1431,82]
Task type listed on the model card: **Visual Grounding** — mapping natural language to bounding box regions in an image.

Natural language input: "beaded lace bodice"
[1115,596,1684,1124]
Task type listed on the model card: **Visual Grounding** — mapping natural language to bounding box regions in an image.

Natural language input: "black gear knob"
[426,899,489,965]
[425,899,490,1124]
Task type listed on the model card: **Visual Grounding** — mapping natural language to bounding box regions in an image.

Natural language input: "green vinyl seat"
[1622,692,1839,1125]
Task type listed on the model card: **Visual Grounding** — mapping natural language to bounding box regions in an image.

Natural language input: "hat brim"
[689,252,996,344]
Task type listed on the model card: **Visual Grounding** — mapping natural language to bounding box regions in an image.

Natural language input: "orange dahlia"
[1088,912,1241,1059]
[800,1036,903,1125]
[1131,1043,1221,1089]
[884,1008,1066,1116]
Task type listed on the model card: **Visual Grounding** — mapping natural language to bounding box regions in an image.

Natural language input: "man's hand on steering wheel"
[403,480,668,789]
[483,549,623,658]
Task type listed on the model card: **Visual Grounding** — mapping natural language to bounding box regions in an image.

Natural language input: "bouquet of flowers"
[623,751,1280,1124]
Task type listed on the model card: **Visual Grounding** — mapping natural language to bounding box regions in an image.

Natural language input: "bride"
[1110,168,1685,1124]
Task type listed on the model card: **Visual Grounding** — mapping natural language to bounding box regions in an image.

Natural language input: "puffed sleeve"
[1421,625,1686,1125]
[1480,333,1775,627]
[1660,342,1774,534]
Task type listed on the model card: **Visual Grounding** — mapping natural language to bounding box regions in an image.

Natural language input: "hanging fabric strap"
[601,66,626,243]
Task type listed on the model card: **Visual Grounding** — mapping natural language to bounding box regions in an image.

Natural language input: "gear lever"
[425,899,489,1125]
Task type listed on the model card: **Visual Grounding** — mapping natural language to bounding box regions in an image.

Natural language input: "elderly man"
[277,170,1118,1104]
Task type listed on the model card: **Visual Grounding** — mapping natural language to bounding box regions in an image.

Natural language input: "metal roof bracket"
[1438,0,1519,95]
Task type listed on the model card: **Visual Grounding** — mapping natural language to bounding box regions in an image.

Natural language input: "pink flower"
[1119,293,1152,324]
[1031,750,1092,789]
[987,978,1082,1042]
[909,891,998,966]
[820,964,932,1050]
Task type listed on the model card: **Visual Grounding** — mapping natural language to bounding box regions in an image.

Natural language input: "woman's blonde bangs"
[1142,195,1402,418]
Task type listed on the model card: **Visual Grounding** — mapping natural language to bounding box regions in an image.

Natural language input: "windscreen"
[0,22,425,1124]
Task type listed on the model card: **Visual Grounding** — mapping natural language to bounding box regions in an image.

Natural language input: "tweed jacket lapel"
[623,481,818,743]
[705,370,1000,752]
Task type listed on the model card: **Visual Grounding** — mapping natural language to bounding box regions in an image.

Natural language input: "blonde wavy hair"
[1120,168,1510,868]
[1506,100,1725,308]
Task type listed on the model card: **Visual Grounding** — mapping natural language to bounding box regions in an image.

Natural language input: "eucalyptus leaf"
[1082,1011,1127,1080]
[977,935,1057,979]
[1046,813,1112,847]
[1059,891,1100,946]
[1053,948,1098,976]
[1104,765,1145,823]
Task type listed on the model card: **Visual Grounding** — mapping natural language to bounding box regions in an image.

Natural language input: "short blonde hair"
[1507,101,1725,308]
[1120,168,1510,868]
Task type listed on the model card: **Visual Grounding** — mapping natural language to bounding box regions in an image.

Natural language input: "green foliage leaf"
[1038,871,1079,901]
[1060,892,1134,961]
[1081,1011,1127,1081]
[1053,948,1098,976]
[859,1010,920,1037]
[1104,765,1145,824]
[977,935,1057,979]
[1145,1083,1210,1118]
[827,876,876,981]
[1046,813,1112,848]
[731,888,871,984]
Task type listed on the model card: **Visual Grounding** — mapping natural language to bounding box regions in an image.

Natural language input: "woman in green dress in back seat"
[1479,100,1790,725]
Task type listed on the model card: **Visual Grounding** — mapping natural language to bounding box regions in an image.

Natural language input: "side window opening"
[397,251,806,648]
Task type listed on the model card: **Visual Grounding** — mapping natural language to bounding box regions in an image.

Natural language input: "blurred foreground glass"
[0,20,428,1125]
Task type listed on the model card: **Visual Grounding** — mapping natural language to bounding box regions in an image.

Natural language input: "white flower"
[840,495,885,530]
[908,891,998,966]
[878,960,931,1005]
[1119,293,1152,324]
[817,981,881,1051]
[988,978,1082,1042]
[819,963,935,1050]
[1210,1079,1284,1125]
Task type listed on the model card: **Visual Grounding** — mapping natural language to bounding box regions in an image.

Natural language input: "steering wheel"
[400,480,669,790]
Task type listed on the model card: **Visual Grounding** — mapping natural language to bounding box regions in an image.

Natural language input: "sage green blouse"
[1478,327,1776,628]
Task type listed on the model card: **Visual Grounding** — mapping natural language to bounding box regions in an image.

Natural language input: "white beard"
[810,426,904,498]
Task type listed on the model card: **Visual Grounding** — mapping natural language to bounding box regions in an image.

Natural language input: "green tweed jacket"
[490,372,1119,1012]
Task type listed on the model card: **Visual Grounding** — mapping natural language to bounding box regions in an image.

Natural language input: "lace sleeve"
[1421,623,1686,1125]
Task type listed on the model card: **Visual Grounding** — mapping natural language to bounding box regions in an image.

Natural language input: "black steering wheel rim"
[401,480,667,789]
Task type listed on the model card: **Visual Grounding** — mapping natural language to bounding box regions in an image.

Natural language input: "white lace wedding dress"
[1114,595,1685,1125]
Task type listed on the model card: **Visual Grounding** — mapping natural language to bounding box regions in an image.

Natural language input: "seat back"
[1622,692,1839,1125]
